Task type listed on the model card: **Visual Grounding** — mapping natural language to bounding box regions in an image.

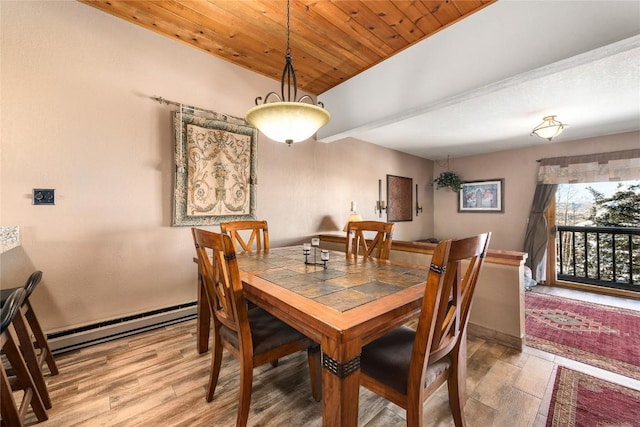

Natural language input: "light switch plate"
[33,189,55,205]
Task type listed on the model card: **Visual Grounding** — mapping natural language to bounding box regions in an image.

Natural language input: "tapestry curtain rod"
[151,96,245,123]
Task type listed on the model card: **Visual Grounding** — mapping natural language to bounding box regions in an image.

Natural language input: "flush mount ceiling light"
[245,0,330,146]
[531,115,567,141]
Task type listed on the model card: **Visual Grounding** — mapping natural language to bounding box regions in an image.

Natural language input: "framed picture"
[387,175,413,222]
[173,109,257,226]
[458,179,504,213]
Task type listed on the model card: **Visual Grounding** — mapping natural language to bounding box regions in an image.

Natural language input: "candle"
[303,243,311,254]
[321,250,330,261]
[311,238,320,247]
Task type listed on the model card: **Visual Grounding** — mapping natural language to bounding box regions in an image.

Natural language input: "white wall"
[433,132,640,251]
[0,1,433,332]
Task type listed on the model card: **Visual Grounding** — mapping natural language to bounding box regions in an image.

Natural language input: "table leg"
[196,271,211,354]
[321,338,362,427]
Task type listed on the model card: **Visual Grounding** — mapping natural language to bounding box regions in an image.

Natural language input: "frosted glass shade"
[531,116,566,141]
[246,102,330,144]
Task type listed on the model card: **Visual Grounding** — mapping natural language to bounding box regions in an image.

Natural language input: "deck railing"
[556,225,640,292]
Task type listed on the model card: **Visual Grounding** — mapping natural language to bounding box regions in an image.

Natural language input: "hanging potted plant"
[434,171,463,192]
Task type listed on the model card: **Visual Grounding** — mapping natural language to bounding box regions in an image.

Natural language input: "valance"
[537,149,640,184]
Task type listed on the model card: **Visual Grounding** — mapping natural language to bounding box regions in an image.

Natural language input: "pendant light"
[245,0,330,146]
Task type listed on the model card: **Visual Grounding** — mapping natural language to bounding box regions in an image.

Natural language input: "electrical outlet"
[33,189,55,205]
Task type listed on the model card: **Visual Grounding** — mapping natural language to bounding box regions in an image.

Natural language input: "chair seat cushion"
[220,307,310,355]
[361,325,451,394]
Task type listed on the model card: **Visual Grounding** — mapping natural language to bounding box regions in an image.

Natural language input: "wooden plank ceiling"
[79,0,494,95]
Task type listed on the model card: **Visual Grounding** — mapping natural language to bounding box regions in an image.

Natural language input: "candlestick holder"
[302,243,329,269]
[376,179,387,218]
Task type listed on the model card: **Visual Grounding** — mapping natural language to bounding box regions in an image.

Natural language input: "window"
[526,149,640,287]
[546,180,640,293]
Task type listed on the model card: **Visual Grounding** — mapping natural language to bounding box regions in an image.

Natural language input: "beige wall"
[433,131,640,251]
[0,1,433,332]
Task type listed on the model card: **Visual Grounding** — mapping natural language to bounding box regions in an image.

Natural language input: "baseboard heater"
[48,302,198,355]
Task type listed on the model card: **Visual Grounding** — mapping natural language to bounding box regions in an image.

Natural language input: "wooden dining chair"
[345,220,394,260]
[195,220,269,354]
[191,228,321,427]
[359,232,491,427]
[220,220,269,254]
[1,288,49,426]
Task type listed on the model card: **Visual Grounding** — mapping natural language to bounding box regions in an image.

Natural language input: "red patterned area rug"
[525,292,640,380]
[546,366,640,427]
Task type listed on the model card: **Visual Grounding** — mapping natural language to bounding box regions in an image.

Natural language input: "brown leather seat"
[359,233,491,427]
[220,220,269,254]
[345,220,394,260]
[191,227,321,427]
[1,288,49,425]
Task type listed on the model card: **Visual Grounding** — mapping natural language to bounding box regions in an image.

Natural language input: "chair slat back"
[1,289,26,335]
[192,228,250,338]
[346,221,394,260]
[220,220,269,254]
[409,233,491,387]
[1,287,49,424]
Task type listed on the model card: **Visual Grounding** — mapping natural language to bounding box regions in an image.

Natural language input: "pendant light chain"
[283,0,295,102]
[286,0,291,56]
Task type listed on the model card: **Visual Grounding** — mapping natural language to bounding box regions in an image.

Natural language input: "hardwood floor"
[19,288,639,426]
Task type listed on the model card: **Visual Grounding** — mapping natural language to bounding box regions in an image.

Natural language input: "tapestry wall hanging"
[173,107,257,226]
[387,175,413,222]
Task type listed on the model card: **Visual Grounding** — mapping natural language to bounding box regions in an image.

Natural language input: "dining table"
[226,245,429,427]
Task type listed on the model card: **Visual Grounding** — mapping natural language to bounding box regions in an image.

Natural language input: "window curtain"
[523,184,558,281]
[524,149,640,281]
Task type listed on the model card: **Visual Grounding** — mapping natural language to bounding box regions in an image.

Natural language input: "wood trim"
[319,234,526,267]
[541,281,640,300]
